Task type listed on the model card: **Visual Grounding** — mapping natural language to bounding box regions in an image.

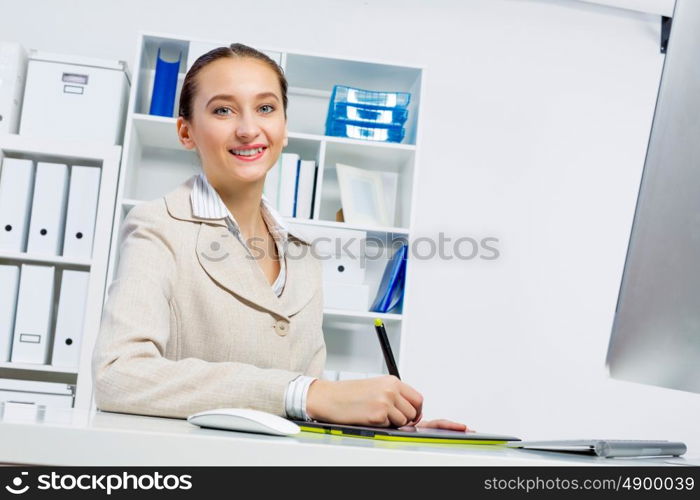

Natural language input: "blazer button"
[275,320,289,336]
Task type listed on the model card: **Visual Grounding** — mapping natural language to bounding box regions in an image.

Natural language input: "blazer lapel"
[165,175,319,320]
[195,223,290,318]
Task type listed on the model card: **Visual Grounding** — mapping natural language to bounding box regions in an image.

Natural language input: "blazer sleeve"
[92,202,310,419]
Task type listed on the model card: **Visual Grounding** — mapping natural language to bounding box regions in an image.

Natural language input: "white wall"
[3,0,698,454]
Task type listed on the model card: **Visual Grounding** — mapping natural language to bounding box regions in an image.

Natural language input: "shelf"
[321,134,416,152]
[286,217,409,240]
[120,199,408,238]
[323,308,402,322]
[0,361,78,375]
[132,113,182,150]
[0,251,91,268]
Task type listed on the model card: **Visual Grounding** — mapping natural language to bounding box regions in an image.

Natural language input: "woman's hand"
[306,375,423,427]
[413,418,473,432]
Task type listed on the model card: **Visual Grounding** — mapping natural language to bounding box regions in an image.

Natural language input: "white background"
[2,0,698,454]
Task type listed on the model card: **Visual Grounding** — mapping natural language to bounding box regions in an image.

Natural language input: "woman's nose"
[234,112,261,139]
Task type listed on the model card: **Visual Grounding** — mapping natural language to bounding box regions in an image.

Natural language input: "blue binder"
[370,243,408,313]
[149,47,181,117]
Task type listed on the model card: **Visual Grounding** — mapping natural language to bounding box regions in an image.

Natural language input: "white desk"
[0,404,693,466]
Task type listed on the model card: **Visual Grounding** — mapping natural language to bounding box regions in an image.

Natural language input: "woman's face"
[177,57,287,189]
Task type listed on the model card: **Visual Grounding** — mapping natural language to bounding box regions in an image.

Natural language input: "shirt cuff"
[284,375,317,421]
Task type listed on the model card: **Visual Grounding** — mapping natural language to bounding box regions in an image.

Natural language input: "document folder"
[278,153,299,217]
[0,265,20,362]
[295,160,317,220]
[26,162,68,256]
[51,270,89,369]
[0,157,35,252]
[62,165,101,260]
[10,264,55,364]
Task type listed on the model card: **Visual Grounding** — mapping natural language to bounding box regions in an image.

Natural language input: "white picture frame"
[335,163,391,227]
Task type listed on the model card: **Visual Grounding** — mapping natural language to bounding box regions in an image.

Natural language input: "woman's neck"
[210,177,267,242]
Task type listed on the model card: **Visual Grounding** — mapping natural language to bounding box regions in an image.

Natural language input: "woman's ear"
[283,136,288,148]
[176,116,196,149]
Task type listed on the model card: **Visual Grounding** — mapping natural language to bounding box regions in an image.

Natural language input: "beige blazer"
[92,175,326,419]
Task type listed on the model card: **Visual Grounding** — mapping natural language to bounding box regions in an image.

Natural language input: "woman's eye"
[214,107,232,115]
[260,104,275,114]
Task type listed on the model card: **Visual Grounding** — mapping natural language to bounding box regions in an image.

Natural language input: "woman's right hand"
[305,375,423,427]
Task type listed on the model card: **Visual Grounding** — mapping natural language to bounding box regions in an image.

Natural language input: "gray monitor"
[606,0,700,394]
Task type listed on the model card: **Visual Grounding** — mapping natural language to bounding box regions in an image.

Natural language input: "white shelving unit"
[106,31,424,380]
[0,134,121,409]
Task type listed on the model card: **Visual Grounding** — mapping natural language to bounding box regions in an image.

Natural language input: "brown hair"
[178,43,288,121]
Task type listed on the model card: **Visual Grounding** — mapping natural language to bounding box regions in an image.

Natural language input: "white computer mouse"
[187,408,301,436]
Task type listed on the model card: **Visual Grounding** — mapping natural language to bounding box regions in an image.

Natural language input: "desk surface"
[0,404,694,466]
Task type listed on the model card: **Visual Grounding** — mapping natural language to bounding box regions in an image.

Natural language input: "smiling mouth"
[228,146,267,161]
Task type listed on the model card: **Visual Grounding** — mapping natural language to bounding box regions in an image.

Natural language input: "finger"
[397,383,423,418]
[408,412,423,426]
[387,405,412,427]
[434,419,467,431]
[417,419,470,431]
[392,393,419,425]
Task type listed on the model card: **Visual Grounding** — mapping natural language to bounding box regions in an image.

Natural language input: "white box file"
[10,264,55,364]
[62,166,101,260]
[19,51,130,145]
[0,42,28,135]
[26,162,68,256]
[0,377,73,394]
[0,157,34,252]
[323,282,370,311]
[288,224,367,285]
[0,265,20,362]
[0,391,73,409]
[51,270,90,369]
[0,379,74,410]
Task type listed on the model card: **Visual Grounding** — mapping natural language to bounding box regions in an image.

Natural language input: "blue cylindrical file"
[149,47,181,117]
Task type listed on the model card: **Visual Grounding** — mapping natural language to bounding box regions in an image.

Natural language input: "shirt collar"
[191,173,291,243]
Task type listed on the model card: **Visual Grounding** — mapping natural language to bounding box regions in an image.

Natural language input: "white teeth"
[230,147,264,156]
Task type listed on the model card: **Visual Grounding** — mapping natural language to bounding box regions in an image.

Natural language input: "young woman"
[92,43,468,431]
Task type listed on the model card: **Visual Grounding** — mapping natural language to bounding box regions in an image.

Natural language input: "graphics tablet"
[290,420,520,444]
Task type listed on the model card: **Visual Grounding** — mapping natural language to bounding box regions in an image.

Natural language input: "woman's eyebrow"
[206,92,280,106]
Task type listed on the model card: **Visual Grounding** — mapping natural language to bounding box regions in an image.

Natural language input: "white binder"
[295,160,317,219]
[51,270,90,369]
[10,264,55,364]
[0,157,35,252]
[62,166,101,260]
[26,162,68,256]
[278,153,299,217]
[0,265,20,362]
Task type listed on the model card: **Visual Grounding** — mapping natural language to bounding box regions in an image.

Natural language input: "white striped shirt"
[191,173,317,421]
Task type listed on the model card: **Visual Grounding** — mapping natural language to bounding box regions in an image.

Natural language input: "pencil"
[374,318,400,379]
